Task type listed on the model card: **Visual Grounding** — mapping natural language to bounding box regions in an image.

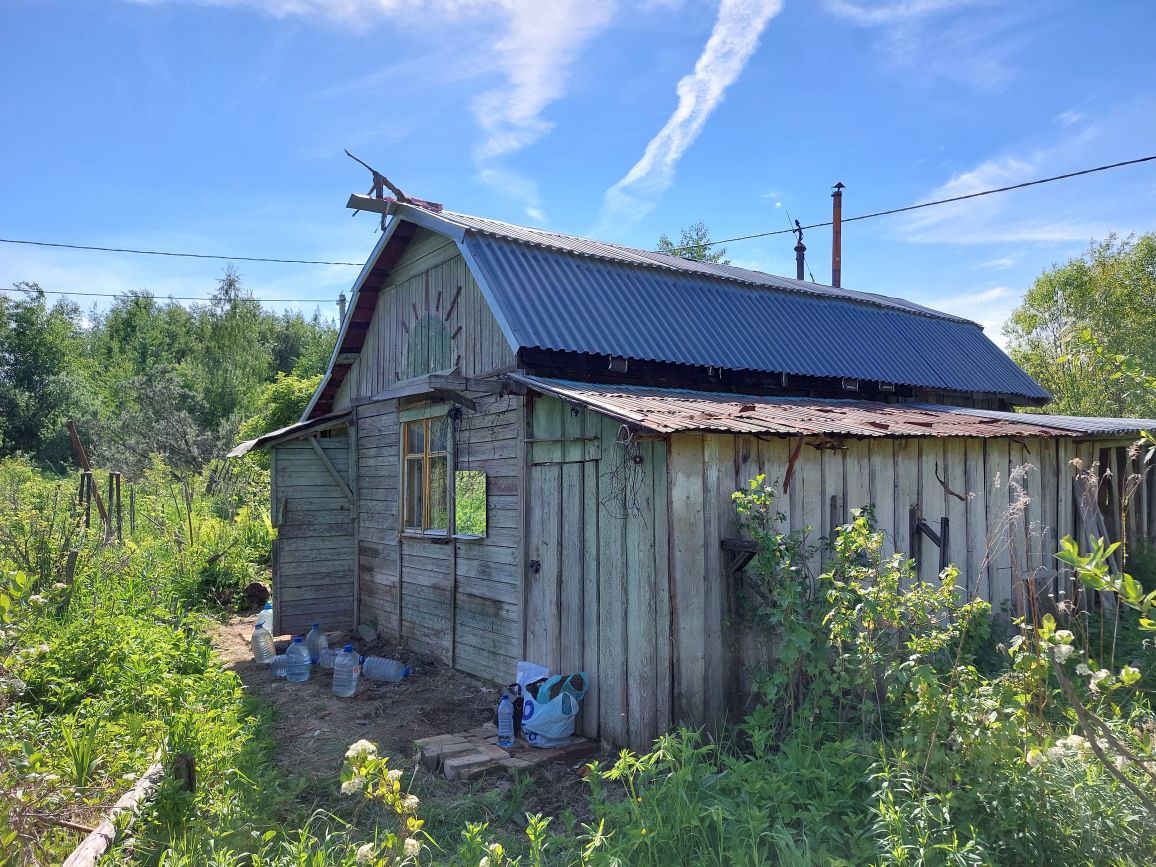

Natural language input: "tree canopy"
[657,221,730,264]
[1004,233,1156,417]
[0,271,337,473]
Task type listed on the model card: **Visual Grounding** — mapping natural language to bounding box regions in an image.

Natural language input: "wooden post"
[129,485,136,536]
[114,473,123,542]
[83,472,93,529]
[106,472,115,543]
[173,753,196,793]
[66,421,108,524]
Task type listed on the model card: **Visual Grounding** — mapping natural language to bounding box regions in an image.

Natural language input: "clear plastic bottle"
[256,602,274,633]
[361,656,412,682]
[285,636,311,683]
[318,647,339,669]
[497,691,514,747]
[331,644,360,698]
[305,623,328,665]
[271,654,288,677]
[250,622,276,664]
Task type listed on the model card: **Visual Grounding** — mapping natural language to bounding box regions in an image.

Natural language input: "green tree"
[191,267,273,430]
[657,221,730,264]
[237,372,322,443]
[1004,233,1156,417]
[0,284,97,466]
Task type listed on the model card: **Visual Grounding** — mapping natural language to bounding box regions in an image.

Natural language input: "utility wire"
[1,153,1152,271]
[0,286,331,303]
[674,154,1156,253]
[0,237,364,267]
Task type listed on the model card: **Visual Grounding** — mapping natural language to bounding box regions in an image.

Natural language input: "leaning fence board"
[63,758,165,867]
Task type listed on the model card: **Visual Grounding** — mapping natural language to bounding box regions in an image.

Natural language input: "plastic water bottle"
[285,636,311,683]
[250,622,276,664]
[332,644,360,698]
[361,656,411,682]
[318,647,339,669]
[271,654,288,677]
[256,602,274,633]
[497,692,514,747]
[305,623,327,665]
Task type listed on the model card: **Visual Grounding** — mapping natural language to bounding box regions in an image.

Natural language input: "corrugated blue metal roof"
[459,232,1050,401]
[910,405,1156,436]
[443,210,965,322]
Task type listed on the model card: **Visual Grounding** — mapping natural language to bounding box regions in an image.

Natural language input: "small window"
[402,415,450,535]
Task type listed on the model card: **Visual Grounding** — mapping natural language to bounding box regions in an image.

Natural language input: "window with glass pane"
[401,415,450,534]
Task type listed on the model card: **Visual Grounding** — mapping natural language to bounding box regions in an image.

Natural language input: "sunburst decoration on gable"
[397,280,463,380]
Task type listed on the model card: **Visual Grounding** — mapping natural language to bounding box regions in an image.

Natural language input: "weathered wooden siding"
[525,397,670,750]
[333,229,515,410]
[671,431,1154,724]
[271,432,356,636]
[355,392,523,684]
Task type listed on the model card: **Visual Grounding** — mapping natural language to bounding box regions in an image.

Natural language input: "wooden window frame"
[400,404,452,539]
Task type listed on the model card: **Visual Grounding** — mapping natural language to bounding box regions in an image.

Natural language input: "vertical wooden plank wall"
[330,233,516,412]
[669,432,707,732]
[524,398,671,749]
[354,393,522,685]
[356,400,401,641]
[272,433,356,635]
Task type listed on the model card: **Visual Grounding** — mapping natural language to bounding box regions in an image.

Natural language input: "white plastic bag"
[521,691,579,744]
[515,660,550,690]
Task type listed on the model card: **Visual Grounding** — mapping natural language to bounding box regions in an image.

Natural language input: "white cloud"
[924,284,1020,346]
[597,0,784,231]
[822,0,985,25]
[476,167,547,223]
[1055,110,1083,128]
[893,152,1114,245]
[822,0,1027,90]
[130,0,620,216]
[472,1,617,162]
[978,254,1020,270]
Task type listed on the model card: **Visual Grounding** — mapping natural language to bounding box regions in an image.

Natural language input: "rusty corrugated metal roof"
[229,410,352,457]
[513,376,1133,438]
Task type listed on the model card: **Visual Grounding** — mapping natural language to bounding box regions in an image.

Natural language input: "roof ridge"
[433,207,976,326]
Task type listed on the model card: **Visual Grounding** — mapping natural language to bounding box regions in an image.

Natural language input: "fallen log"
[62,758,165,867]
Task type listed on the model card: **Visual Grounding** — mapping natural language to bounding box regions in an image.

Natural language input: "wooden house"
[232,200,1156,749]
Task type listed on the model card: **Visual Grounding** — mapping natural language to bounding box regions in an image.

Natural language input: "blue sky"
[2,0,1154,347]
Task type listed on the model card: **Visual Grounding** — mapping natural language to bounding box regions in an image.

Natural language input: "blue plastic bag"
[521,691,580,743]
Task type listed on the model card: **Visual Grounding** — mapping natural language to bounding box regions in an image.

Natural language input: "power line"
[675,154,1156,253]
[1,153,1152,271]
[0,237,364,267]
[0,286,332,303]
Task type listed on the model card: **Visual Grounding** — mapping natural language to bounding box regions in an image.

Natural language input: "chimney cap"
[832,181,845,193]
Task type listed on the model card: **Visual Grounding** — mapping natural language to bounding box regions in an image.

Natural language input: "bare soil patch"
[212,616,607,827]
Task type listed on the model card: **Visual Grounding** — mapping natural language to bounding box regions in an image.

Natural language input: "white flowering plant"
[339,740,428,864]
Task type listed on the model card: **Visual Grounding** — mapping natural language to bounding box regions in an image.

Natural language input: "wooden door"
[526,460,595,734]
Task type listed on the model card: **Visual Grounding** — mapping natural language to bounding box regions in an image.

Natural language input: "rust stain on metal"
[512,376,1093,440]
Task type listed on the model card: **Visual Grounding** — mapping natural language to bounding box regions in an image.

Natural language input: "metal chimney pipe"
[337,292,347,323]
[794,231,806,281]
[831,182,844,288]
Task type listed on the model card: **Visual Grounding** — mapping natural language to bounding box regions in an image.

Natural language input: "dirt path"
[212,617,605,823]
